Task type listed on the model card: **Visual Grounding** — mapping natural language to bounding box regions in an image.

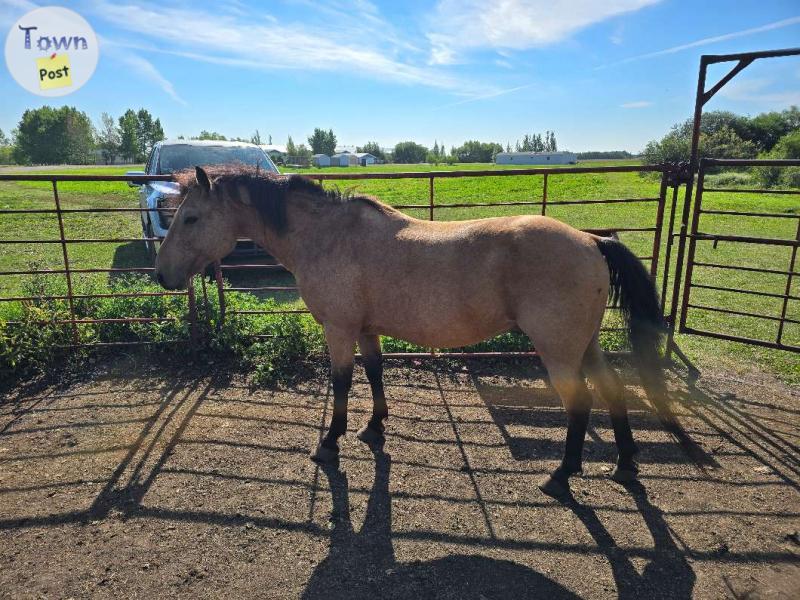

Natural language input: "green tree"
[746,107,800,151]
[131,109,163,161]
[754,129,800,188]
[771,129,800,159]
[118,110,139,162]
[641,129,689,165]
[135,108,153,161]
[577,150,633,160]
[116,109,164,162]
[308,128,337,155]
[545,131,557,152]
[14,106,95,164]
[355,141,385,161]
[646,108,800,166]
[96,112,120,164]
[0,128,13,164]
[286,135,297,156]
[251,129,262,145]
[195,130,227,141]
[295,144,312,160]
[452,140,503,162]
[392,141,428,163]
[642,121,757,166]
[702,126,757,160]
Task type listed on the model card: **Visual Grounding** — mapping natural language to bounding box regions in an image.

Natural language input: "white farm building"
[259,144,287,162]
[312,154,331,167]
[495,151,577,165]
[330,152,360,167]
[354,152,376,166]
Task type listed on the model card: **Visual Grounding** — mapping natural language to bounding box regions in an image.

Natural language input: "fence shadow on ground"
[0,363,797,597]
[672,372,800,490]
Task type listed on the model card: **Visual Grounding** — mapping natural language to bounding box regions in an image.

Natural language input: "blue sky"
[1,0,799,152]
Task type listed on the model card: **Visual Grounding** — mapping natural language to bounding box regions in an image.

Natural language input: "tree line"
[0,108,569,167]
[294,129,562,165]
[643,107,800,161]
[0,106,166,165]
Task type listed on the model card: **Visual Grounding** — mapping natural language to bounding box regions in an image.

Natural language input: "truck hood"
[151,181,182,196]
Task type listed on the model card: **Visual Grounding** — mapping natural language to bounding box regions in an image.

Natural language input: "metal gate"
[665,47,800,361]
[678,158,800,351]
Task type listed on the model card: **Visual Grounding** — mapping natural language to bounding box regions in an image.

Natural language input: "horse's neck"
[237,197,339,273]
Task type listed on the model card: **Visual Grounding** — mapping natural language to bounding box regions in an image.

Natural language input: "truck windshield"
[157,145,276,174]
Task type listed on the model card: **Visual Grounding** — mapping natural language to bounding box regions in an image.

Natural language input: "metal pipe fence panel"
[679,158,800,352]
[0,165,671,358]
[0,173,196,349]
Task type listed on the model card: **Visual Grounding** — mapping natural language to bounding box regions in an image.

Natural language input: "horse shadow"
[304,451,696,599]
[302,451,578,600]
[471,368,718,470]
[557,482,696,600]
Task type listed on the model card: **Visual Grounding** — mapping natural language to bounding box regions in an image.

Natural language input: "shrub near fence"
[0,272,329,384]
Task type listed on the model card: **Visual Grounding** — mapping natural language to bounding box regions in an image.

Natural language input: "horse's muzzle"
[155,271,185,291]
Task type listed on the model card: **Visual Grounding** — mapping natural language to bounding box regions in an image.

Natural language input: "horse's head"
[155,166,239,290]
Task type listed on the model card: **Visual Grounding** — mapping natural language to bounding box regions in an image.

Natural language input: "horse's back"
[347,214,609,347]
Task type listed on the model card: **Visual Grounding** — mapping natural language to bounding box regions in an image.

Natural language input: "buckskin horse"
[155,166,669,497]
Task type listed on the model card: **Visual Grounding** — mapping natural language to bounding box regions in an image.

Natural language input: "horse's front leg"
[356,334,387,448]
[311,324,355,464]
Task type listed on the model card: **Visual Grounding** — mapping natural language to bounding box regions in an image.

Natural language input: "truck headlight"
[156,196,176,229]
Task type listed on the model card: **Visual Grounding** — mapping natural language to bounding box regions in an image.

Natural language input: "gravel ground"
[0,358,798,599]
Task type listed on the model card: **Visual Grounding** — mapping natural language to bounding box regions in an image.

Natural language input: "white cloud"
[434,82,538,109]
[101,38,186,104]
[600,16,800,68]
[620,100,652,108]
[87,0,493,97]
[426,0,660,64]
[718,77,800,106]
[0,0,38,28]
[610,24,624,45]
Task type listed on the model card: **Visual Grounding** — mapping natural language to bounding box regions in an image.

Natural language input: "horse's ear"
[195,166,212,192]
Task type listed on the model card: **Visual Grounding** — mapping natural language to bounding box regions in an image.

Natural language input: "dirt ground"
[1,357,798,599]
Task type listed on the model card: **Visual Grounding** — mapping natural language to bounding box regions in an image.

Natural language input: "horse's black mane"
[180,167,385,234]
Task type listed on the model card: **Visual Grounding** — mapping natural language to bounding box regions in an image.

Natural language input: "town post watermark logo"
[5,6,98,97]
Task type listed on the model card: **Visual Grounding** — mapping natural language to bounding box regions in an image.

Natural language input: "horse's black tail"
[594,237,678,428]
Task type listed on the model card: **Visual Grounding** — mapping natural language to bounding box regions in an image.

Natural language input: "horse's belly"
[366,309,515,348]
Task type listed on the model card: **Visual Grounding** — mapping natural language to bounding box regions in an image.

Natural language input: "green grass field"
[0,162,797,382]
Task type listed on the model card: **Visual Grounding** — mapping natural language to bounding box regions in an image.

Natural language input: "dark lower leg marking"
[364,354,388,432]
[557,407,591,478]
[610,410,638,460]
[539,403,591,497]
[321,365,353,450]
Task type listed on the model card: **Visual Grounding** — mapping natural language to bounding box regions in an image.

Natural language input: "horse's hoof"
[310,443,339,464]
[610,466,638,483]
[356,425,385,448]
[538,474,570,498]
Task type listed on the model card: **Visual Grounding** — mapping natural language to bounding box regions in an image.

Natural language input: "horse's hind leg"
[356,334,388,448]
[583,338,639,482]
[311,324,356,464]
[536,359,594,498]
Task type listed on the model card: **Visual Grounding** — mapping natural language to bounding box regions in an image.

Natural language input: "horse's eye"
[184,216,198,225]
